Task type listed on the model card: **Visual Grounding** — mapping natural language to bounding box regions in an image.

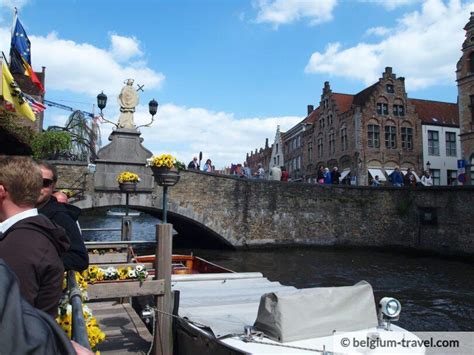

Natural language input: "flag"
[1,60,36,122]
[10,17,44,93]
[24,94,46,114]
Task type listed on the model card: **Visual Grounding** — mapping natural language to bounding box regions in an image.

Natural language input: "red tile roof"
[408,98,459,126]
[333,93,354,113]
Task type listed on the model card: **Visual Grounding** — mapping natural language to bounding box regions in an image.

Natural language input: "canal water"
[80,209,474,332]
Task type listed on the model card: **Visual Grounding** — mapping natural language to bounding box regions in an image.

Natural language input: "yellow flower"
[117,171,140,183]
[149,154,177,169]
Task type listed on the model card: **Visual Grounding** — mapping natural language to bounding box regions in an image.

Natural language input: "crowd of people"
[0,156,92,354]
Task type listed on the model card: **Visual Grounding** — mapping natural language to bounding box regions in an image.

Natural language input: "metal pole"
[125,192,130,216]
[162,186,168,223]
[68,271,91,350]
[154,223,173,355]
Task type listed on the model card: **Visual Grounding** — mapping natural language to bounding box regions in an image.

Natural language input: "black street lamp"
[136,99,159,129]
[426,161,431,171]
[97,91,107,113]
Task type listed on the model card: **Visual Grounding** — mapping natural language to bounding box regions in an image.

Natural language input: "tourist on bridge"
[242,162,252,178]
[280,166,289,182]
[403,168,417,187]
[331,167,341,184]
[317,166,325,184]
[188,156,200,170]
[372,175,381,187]
[269,165,282,181]
[388,166,404,187]
[421,170,433,186]
[0,156,70,318]
[254,163,265,179]
[37,161,89,272]
[324,167,332,184]
[203,159,214,172]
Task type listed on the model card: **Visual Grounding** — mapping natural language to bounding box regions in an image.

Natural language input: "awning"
[340,169,351,180]
[368,168,386,181]
[385,169,395,178]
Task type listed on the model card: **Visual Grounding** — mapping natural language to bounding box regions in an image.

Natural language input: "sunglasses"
[43,178,54,188]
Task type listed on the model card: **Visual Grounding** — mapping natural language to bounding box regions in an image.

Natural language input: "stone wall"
[59,164,474,257]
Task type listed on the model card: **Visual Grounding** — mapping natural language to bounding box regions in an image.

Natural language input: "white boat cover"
[253,280,378,342]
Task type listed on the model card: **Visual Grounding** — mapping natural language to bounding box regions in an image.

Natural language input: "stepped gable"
[409,98,459,127]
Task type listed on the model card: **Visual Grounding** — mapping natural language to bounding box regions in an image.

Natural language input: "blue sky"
[1,0,473,167]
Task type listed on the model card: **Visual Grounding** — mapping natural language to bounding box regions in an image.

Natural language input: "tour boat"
[132,254,425,355]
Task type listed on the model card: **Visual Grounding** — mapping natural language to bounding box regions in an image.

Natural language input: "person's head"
[375,175,379,180]
[395,165,400,171]
[324,167,329,172]
[258,163,263,168]
[37,161,58,205]
[193,156,198,162]
[53,191,68,204]
[0,156,42,220]
[424,170,430,176]
[407,168,412,173]
[281,166,286,171]
[206,159,211,164]
[333,167,338,171]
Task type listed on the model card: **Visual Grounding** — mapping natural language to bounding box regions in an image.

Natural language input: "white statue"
[117,79,139,129]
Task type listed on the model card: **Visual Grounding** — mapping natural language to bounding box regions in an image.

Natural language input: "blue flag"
[11,18,31,65]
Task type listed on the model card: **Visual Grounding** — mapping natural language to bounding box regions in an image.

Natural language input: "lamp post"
[151,169,180,223]
[426,161,431,171]
[96,91,158,128]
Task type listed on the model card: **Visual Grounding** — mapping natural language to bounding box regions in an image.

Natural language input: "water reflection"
[79,209,474,331]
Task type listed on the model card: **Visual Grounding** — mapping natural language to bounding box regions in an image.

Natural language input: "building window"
[276,143,279,152]
[341,127,348,151]
[386,84,394,93]
[329,131,335,154]
[428,130,439,156]
[297,136,301,147]
[431,169,440,185]
[368,124,380,148]
[307,141,313,162]
[385,125,396,149]
[393,105,405,116]
[445,132,457,156]
[328,114,333,126]
[317,137,323,158]
[377,103,388,115]
[401,127,413,150]
[277,155,280,165]
[319,117,325,129]
[447,170,457,185]
[297,156,301,170]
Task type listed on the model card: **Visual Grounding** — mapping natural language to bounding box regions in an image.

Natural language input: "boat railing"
[67,270,91,350]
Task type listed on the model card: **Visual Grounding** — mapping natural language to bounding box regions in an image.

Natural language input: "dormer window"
[386,84,394,93]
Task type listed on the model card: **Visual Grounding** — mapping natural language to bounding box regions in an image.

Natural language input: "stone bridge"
[56,162,474,257]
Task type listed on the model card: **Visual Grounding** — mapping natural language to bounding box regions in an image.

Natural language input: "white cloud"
[365,26,391,36]
[305,0,474,90]
[361,0,421,11]
[0,27,164,97]
[110,34,142,62]
[98,103,302,169]
[253,0,338,27]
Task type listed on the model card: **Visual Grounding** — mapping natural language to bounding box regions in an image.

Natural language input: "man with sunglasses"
[37,162,89,272]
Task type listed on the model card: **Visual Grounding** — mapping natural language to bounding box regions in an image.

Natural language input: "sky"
[1,0,473,168]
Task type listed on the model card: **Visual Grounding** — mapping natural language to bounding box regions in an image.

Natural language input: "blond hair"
[0,156,42,207]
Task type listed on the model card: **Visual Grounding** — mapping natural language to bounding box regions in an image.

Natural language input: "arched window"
[385,124,397,149]
[401,123,413,150]
[368,124,380,148]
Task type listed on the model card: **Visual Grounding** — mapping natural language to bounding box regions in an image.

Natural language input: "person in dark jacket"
[389,166,404,187]
[37,161,89,272]
[0,259,76,355]
[0,156,70,318]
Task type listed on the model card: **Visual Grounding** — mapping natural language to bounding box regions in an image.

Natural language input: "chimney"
[307,105,314,115]
[265,138,269,149]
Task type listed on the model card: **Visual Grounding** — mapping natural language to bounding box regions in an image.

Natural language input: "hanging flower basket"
[119,181,138,192]
[150,166,180,187]
[147,154,181,187]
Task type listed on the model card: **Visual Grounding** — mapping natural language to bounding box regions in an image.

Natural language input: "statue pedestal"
[94,128,154,192]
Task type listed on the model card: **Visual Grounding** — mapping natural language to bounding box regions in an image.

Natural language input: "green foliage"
[31,131,72,160]
[0,110,37,145]
[175,160,186,171]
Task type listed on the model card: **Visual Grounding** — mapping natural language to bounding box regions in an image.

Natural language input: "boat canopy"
[253,281,378,342]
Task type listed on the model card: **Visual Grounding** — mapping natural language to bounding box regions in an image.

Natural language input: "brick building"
[246,138,272,176]
[457,12,474,184]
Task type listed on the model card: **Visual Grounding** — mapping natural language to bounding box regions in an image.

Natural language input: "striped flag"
[24,94,46,114]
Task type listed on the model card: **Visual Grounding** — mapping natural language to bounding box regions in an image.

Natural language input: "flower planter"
[150,166,180,186]
[119,181,138,192]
